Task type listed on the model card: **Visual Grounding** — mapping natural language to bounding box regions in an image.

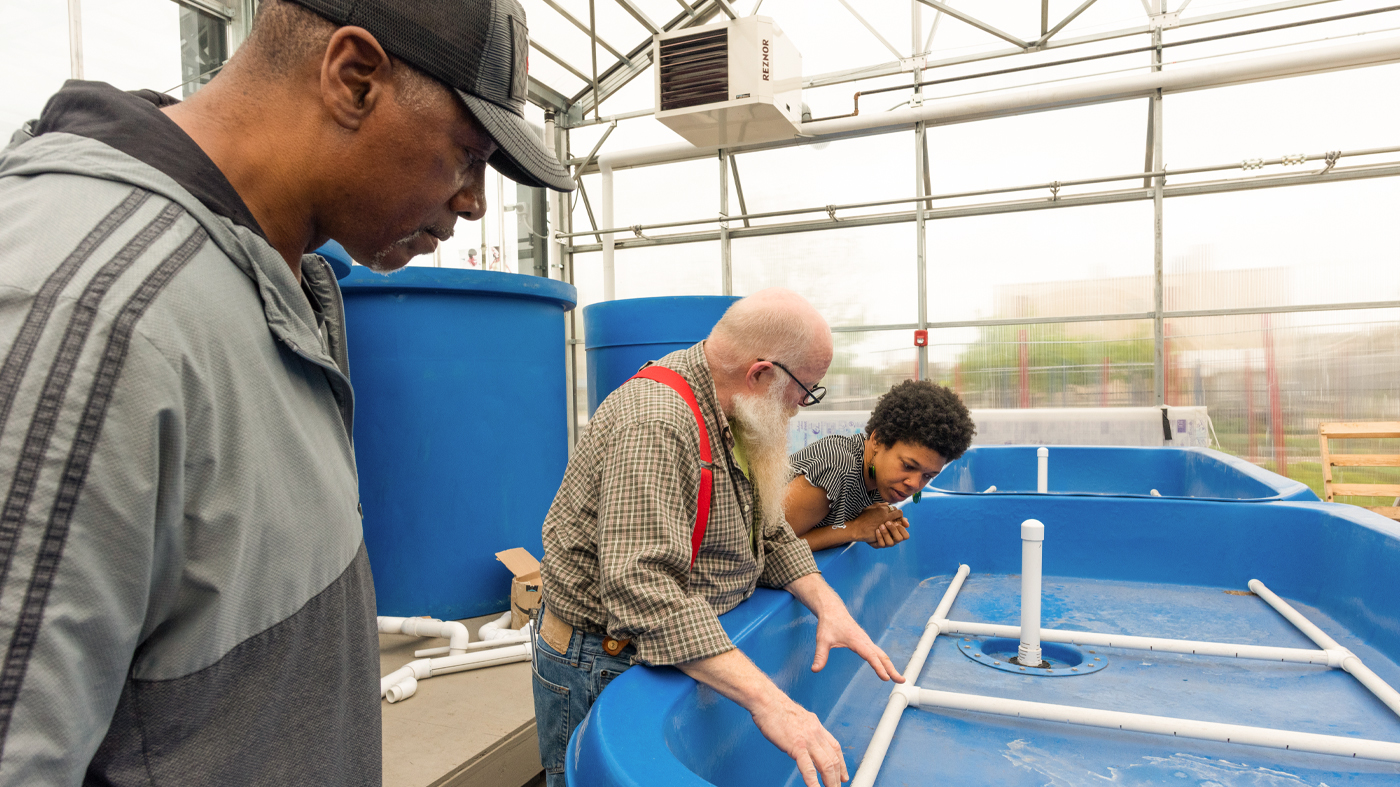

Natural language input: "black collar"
[33,80,267,241]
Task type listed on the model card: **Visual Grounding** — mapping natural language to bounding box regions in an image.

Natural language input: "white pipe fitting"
[385,676,417,703]
[1018,519,1045,667]
[378,615,471,656]
[478,611,515,640]
[1251,579,1400,720]
[1036,447,1048,494]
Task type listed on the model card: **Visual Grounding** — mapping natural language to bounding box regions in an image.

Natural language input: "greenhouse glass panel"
[926,201,1154,323]
[810,330,919,413]
[1166,62,1400,173]
[0,3,69,132]
[731,224,917,328]
[83,0,183,97]
[1162,308,1400,496]
[926,100,1144,197]
[925,320,1156,411]
[1164,178,1400,311]
[729,133,915,223]
[612,158,720,230]
[613,243,723,299]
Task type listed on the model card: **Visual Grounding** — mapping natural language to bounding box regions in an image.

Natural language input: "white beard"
[731,380,799,533]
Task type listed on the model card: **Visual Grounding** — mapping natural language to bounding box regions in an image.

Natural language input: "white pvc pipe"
[908,686,1400,763]
[1250,579,1400,720]
[381,641,534,702]
[478,611,515,640]
[1036,447,1048,493]
[414,611,529,657]
[601,159,615,300]
[851,564,970,787]
[1018,520,1045,666]
[983,485,997,493]
[378,615,471,655]
[936,620,1339,665]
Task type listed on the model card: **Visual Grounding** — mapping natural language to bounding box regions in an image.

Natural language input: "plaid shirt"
[540,342,819,665]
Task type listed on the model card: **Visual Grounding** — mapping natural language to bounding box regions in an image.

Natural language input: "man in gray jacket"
[0,0,571,783]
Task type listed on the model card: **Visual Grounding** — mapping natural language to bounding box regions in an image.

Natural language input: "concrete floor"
[380,613,543,787]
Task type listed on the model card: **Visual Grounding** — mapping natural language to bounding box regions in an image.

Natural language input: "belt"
[541,607,632,657]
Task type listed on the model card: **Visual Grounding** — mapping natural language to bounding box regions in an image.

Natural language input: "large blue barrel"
[340,267,576,619]
[583,296,740,415]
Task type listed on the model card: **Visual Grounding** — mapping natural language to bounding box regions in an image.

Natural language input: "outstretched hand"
[811,605,904,683]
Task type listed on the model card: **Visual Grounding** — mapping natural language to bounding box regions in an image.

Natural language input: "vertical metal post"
[67,0,84,80]
[561,125,578,452]
[719,149,732,295]
[913,2,929,381]
[1151,19,1166,408]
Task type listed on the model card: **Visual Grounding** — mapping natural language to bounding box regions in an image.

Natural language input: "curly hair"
[865,380,976,461]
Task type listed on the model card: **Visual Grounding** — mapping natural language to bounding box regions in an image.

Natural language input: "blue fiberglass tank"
[583,295,740,416]
[339,267,576,619]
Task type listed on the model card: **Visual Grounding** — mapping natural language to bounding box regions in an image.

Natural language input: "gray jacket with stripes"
[0,130,379,782]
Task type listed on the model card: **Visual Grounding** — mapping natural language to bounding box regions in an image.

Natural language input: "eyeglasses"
[759,358,827,407]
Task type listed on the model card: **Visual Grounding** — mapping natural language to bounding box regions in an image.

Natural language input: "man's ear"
[321,26,392,131]
[743,360,771,391]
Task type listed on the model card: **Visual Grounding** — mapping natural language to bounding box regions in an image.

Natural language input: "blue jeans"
[531,613,635,787]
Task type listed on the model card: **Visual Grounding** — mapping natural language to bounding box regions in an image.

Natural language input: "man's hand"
[785,574,904,683]
[849,504,910,549]
[751,694,848,787]
[677,649,848,786]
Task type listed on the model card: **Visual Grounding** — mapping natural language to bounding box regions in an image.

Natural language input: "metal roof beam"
[915,0,1031,49]
[539,0,635,66]
[567,0,725,119]
[612,0,662,34]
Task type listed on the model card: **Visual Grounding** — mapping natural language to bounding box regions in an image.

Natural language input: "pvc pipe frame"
[852,570,1400,785]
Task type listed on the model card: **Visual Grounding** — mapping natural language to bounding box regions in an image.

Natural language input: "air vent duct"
[659,28,729,111]
[654,16,802,148]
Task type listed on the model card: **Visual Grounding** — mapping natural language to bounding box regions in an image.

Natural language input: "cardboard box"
[495,548,542,630]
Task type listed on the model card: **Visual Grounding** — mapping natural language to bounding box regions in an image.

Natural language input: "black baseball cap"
[288,0,575,191]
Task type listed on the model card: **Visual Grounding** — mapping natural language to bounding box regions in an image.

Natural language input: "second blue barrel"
[340,267,576,619]
[583,295,740,415]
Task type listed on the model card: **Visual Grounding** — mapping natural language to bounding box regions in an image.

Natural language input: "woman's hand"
[849,503,910,549]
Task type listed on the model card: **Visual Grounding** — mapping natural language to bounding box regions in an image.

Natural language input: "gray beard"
[731,382,798,533]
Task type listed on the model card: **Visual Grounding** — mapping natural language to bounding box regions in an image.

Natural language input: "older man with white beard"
[536,288,903,787]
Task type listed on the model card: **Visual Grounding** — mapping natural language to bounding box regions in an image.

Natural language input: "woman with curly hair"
[785,381,975,551]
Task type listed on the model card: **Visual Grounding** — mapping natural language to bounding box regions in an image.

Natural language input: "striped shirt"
[540,342,819,666]
[790,433,883,530]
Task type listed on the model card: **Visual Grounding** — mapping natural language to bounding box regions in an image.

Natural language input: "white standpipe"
[851,565,970,787]
[1250,579,1400,720]
[1017,519,1045,668]
[907,687,1400,763]
[1036,447,1048,493]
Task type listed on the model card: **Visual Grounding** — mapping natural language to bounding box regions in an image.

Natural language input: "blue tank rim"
[583,295,740,349]
[339,266,577,311]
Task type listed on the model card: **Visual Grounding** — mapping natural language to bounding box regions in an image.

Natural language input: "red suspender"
[627,366,712,569]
